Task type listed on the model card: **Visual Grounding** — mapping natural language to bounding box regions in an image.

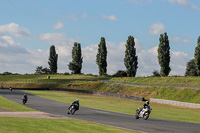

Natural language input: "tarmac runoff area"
[1,89,200,133]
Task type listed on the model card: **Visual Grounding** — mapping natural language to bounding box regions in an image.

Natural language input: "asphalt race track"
[1,89,200,133]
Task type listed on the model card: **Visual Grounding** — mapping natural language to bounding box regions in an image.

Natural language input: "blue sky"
[0,0,200,76]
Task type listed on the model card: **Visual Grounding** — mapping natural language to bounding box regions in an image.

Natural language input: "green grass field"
[25,90,200,124]
[0,96,35,111]
[0,117,136,133]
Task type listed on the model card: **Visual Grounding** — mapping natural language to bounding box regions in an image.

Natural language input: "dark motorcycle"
[68,103,78,115]
[22,99,27,105]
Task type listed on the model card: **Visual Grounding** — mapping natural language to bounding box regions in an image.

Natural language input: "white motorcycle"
[135,106,152,120]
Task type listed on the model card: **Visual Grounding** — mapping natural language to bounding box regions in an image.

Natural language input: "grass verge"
[25,90,200,124]
[0,117,137,133]
[0,96,36,111]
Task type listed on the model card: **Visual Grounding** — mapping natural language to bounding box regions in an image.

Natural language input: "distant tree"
[185,59,197,76]
[158,32,171,76]
[152,70,161,77]
[96,37,107,76]
[194,36,200,75]
[35,66,43,74]
[68,42,83,74]
[124,36,138,77]
[112,70,127,77]
[35,66,50,74]
[42,67,51,74]
[1,72,13,75]
[48,45,58,74]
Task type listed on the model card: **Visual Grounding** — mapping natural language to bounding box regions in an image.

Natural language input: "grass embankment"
[110,76,200,84]
[25,90,200,124]
[1,75,200,104]
[0,96,35,111]
[0,117,136,133]
[0,74,108,89]
[48,81,200,104]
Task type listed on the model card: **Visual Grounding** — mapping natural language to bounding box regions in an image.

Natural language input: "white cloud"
[0,35,28,54]
[169,0,200,10]
[0,36,20,47]
[53,21,64,29]
[0,35,33,73]
[170,36,191,43]
[149,23,166,35]
[102,15,118,21]
[170,51,188,75]
[0,23,30,38]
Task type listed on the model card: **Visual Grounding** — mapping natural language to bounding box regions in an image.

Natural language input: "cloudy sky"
[0,0,199,76]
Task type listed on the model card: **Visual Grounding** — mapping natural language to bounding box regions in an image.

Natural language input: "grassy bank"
[0,96,35,111]
[0,117,136,133]
[110,76,200,84]
[1,74,200,104]
[25,90,200,124]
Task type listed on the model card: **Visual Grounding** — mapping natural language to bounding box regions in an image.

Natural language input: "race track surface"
[1,89,200,133]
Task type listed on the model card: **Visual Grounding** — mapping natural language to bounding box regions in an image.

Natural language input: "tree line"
[35,34,200,77]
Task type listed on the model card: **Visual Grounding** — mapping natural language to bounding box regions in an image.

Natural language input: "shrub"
[112,70,127,77]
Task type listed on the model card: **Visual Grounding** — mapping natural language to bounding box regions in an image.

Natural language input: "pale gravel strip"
[0,111,69,119]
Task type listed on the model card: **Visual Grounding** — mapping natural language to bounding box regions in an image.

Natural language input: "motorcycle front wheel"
[143,114,149,120]
[71,109,76,115]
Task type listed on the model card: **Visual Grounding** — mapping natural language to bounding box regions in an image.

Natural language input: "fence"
[150,98,200,108]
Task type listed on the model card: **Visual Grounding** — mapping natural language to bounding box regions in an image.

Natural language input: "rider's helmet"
[145,101,149,105]
[76,99,79,102]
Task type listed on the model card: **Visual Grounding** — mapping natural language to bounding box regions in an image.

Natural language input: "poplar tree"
[96,37,107,76]
[124,36,138,77]
[68,42,83,74]
[48,45,58,73]
[157,32,171,76]
[194,36,200,76]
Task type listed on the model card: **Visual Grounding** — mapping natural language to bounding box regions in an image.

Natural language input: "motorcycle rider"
[9,86,12,92]
[68,99,79,114]
[22,94,28,102]
[139,100,150,113]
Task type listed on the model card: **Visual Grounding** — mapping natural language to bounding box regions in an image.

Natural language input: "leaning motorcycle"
[135,106,152,120]
[22,99,27,105]
[68,103,78,115]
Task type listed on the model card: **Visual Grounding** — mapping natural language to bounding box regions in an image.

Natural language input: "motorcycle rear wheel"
[23,100,26,105]
[143,114,149,120]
